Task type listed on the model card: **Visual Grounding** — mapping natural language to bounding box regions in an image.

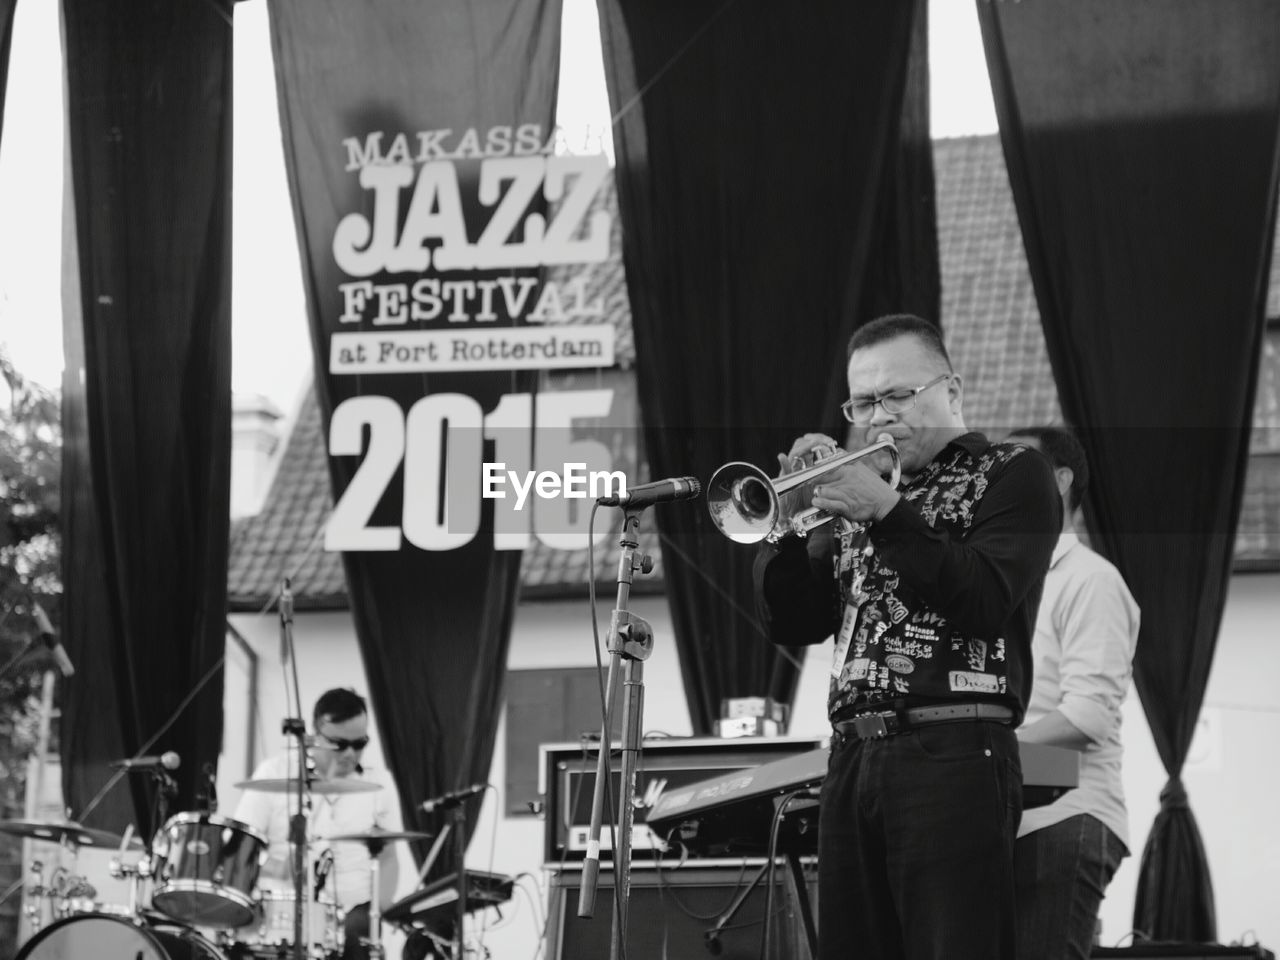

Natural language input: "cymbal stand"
[108,825,149,919]
[578,508,655,960]
[361,837,387,959]
[279,579,310,960]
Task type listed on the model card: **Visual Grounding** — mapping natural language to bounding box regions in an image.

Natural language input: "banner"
[269,0,584,864]
[61,0,233,833]
[599,0,937,732]
[979,0,1280,939]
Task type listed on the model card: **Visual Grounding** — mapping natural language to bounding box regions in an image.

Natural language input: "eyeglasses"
[318,733,370,753]
[841,373,952,424]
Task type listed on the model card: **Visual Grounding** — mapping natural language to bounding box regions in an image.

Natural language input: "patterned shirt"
[755,433,1060,723]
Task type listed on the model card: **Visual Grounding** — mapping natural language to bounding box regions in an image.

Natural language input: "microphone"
[31,601,75,677]
[420,783,488,813]
[111,752,181,772]
[597,476,701,508]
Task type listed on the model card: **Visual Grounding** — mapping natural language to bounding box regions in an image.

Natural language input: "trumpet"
[706,434,901,544]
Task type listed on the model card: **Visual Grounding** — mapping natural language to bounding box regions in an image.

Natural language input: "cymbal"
[322,827,434,844]
[233,778,383,796]
[0,818,141,849]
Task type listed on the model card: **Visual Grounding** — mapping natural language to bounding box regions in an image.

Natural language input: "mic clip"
[607,612,654,662]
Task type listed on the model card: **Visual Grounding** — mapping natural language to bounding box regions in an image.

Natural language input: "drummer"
[235,687,402,960]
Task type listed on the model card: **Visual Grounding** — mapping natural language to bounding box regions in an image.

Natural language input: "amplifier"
[546,865,814,960]
[539,737,824,865]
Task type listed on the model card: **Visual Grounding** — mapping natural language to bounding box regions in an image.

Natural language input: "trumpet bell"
[706,434,900,544]
[706,461,779,544]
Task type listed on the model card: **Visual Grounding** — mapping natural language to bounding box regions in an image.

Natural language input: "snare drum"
[233,890,344,959]
[16,913,228,960]
[152,813,267,928]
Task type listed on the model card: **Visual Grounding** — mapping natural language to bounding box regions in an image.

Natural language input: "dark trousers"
[818,720,1023,960]
[342,902,370,960]
[1015,814,1127,960]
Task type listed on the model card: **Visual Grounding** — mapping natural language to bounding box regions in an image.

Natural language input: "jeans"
[1014,814,1127,960]
[818,720,1023,960]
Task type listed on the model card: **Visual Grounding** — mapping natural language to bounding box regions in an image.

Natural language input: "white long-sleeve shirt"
[1018,533,1140,847]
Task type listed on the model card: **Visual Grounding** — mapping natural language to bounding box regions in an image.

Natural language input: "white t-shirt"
[234,752,404,911]
[1018,533,1140,848]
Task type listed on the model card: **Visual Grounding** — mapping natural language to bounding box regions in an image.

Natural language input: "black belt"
[833,702,1013,741]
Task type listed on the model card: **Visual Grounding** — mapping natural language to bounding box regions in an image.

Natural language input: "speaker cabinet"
[547,865,815,960]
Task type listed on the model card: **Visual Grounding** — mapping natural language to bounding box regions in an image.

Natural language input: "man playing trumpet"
[754,314,1060,960]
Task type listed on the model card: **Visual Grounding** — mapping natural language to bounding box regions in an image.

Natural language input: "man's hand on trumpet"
[776,433,901,525]
[776,433,843,476]
[810,462,901,524]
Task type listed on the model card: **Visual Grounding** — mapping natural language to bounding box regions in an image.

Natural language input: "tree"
[0,347,61,952]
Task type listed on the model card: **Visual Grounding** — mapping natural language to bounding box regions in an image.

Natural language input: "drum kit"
[5,586,482,959]
[2,779,434,960]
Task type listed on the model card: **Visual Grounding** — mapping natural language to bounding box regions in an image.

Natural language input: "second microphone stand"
[577,508,655,960]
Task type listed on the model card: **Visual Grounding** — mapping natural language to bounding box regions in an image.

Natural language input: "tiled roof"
[933,136,1062,432]
[228,135,1280,608]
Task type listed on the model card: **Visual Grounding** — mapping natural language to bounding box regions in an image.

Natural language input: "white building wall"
[222,572,1280,956]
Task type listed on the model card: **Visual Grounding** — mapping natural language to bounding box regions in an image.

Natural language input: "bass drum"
[16,913,228,960]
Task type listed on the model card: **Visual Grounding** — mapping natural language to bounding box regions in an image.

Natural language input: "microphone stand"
[413,793,476,959]
[278,579,310,960]
[577,508,655,960]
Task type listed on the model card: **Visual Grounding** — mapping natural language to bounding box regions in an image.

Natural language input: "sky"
[0,0,997,415]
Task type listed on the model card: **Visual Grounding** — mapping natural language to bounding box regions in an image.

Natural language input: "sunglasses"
[318,733,370,753]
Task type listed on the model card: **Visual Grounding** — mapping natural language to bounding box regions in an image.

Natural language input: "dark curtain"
[60,0,233,835]
[1,0,15,143]
[598,0,938,734]
[978,0,1280,940]
[268,0,562,869]
[854,0,939,331]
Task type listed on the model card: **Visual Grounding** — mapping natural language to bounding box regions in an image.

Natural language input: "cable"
[607,0,745,130]
[649,530,805,673]
[759,790,807,960]
[584,499,626,957]
[76,653,225,824]
[1110,929,1150,948]
[474,783,502,951]
[510,872,547,943]
[652,854,749,922]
